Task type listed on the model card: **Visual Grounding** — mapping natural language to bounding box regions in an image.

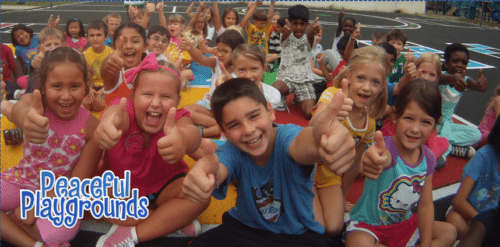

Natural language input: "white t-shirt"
[261,82,281,110]
[206,25,216,41]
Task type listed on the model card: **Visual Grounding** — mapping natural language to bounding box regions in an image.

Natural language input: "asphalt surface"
[2,1,499,125]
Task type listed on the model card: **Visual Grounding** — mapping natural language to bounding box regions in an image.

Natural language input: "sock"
[131,226,139,244]
[34,241,44,247]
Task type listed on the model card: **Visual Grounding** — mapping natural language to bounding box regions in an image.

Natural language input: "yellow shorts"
[314,164,342,188]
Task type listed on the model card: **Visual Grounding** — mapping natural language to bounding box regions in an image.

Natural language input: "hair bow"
[125,52,181,88]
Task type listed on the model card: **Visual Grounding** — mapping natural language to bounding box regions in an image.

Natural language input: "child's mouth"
[124,52,136,63]
[406,135,419,142]
[245,134,262,148]
[146,112,161,125]
[357,93,370,103]
[59,103,74,113]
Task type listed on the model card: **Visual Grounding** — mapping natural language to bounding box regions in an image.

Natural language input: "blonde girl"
[1,47,101,247]
[187,2,215,42]
[162,14,194,82]
[350,79,457,247]
[184,2,209,48]
[309,46,391,234]
[94,54,206,246]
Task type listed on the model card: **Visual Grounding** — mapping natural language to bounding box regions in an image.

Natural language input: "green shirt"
[389,55,406,84]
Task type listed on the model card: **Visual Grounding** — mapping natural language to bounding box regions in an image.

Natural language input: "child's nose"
[243,122,255,134]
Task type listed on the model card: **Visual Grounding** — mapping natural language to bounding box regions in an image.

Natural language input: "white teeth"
[149,112,160,116]
[246,136,261,145]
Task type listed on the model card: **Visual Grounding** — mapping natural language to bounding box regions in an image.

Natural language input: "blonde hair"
[133,61,183,95]
[168,14,186,26]
[414,52,442,81]
[38,27,64,45]
[103,13,122,23]
[332,46,392,119]
[232,43,266,67]
[225,25,244,37]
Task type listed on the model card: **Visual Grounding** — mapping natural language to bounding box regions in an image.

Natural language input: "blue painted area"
[467,44,495,49]
[470,48,496,54]
[190,55,213,87]
[407,46,441,54]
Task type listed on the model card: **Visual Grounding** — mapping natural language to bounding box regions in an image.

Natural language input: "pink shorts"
[347,214,420,247]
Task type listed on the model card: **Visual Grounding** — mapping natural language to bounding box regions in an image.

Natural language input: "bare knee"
[346,231,377,247]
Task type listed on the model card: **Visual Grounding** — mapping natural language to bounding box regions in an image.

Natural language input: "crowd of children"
[1,1,498,247]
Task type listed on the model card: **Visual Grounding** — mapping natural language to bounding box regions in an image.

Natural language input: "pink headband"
[125,52,182,88]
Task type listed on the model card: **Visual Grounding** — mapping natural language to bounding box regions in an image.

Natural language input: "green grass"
[1,1,67,7]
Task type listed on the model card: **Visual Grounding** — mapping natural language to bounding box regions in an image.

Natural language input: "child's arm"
[46,14,61,29]
[466,69,488,93]
[344,23,361,61]
[186,2,196,18]
[289,91,355,174]
[315,53,334,83]
[212,0,222,32]
[492,96,500,119]
[157,1,167,28]
[182,139,230,204]
[335,7,345,38]
[71,115,103,180]
[197,34,216,55]
[101,37,125,92]
[452,176,479,221]
[267,1,275,24]
[179,32,217,70]
[11,90,50,144]
[17,56,28,75]
[157,108,202,164]
[93,98,130,151]
[138,2,155,29]
[417,174,435,247]
[393,60,416,96]
[307,17,320,47]
[309,80,352,124]
[266,53,279,64]
[438,72,468,92]
[281,19,292,42]
[361,131,392,180]
[186,2,204,32]
[239,1,261,29]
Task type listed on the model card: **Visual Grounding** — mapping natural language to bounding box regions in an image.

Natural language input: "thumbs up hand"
[313,90,356,175]
[157,107,186,164]
[94,97,128,150]
[216,62,232,87]
[182,139,220,204]
[477,68,488,92]
[351,22,362,40]
[102,36,125,82]
[24,90,49,144]
[361,131,390,180]
[336,78,353,122]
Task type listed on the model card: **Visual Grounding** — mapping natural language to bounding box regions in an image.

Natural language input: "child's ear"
[267,102,275,121]
[391,106,397,122]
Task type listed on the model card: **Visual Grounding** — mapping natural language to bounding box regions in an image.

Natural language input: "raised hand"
[351,22,361,40]
[316,53,324,64]
[404,49,414,63]
[102,36,125,81]
[196,31,205,46]
[477,68,488,92]
[179,31,192,51]
[157,107,186,164]
[361,131,388,180]
[310,17,320,35]
[255,1,263,7]
[337,78,353,121]
[47,14,55,27]
[199,1,205,7]
[156,0,164,12]
[182,139,220,204]
[146,2,155,17]
[31,46,45,69]
[24,90,49,144]
[339,7,345,19]
[94,97,127,150]
[313,90,355,175]
[283,19,292,36]
[404,61,417,81]
[216,62,232,87]
[128,5,138,19]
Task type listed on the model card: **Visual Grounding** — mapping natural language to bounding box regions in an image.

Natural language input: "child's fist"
[24,90,49,144]
[157,107,186,164]
[94,98,127,150]
[156,0,164,12]
[182,139,220,204]
[337,78,353,121]
[146,2,155,16]
[31,48,45,69]
[128,5,138,19]
[477,69,488,92]
[404,61,417,81]
[102,37,125,81]
[351,22,362,40]
[361,131,388,180]
[316,53,324,64]
[339,7,345,19]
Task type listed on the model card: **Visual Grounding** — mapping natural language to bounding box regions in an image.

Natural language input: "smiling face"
[14,29,31,46]
[314,29,323,44]
[195,17,206,32]
[87,28,107,51]
[107,17,121,36]
[203,8,212,21]
[68,22,81,39]
[44,62,87,121]
[168,21,183,38]
[271,14,280,26]
[215,42,233,67]
[221,96,276,163]
[393,101,436,159]
[132,71,180,135]
[224,12,237,27]
[147,33,169,56]
[347,62,385,110]
[342,19,355,36]
[417,62,439,83]
[41,36,64,52]
[233,56,265,85]
[445,51,468,76]
[118,27,146,70]
[388,39,404,57]
[291,19,308,38]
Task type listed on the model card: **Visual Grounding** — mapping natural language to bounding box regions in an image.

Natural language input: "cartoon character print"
[475,186,500,211]
[252,179,284,222]
[25,48,39,64]
[380,175,426,214]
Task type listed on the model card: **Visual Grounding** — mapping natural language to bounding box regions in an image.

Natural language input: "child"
[312,46,391,217]
[213,0,239,36]
[183,78,356,246]
[267,17,285,66]
[64,18,87,53]
[371,31,387,46]
[162,14,194,82]
[272,5,321,120]
[83,20,113,112]
[128,2,155,29]
[103,13,122,47]
[11,24,39,75]
[242,1,275,55]
[180,30,245,138]
[101,22,147,106]
[187,2,215,43]
[446,115,500,240]
[1,42,20,99]
[146,25,170,63]
[349,79,457,247]
[387,29,411,84]
[184,2,208,48]
[438,43,487,159]
[382,52,450,167]
[476,84,500,149]
[1,47,102,247]
[94,55,206,246]
[332,7,356,59]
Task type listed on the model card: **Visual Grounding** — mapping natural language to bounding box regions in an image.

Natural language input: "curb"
[1,5,40,10]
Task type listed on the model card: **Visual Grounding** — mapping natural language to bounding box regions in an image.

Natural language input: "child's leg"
[300,99,316,120]
[418,221,457,247]
[1,211,41,246]
[271,80,290,96]
[346,230,380,247]
[36,218,81,246]
[295,82,317,119]
[446,209,470,240]
[183,104,221,137]
[314,184,344,236]
[342,143,366,211]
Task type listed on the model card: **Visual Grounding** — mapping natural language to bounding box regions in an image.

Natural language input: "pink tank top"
[479,107,495,142]
[1,107,90,191]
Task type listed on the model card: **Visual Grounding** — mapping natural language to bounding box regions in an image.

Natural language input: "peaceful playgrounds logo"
[19,170,149,228]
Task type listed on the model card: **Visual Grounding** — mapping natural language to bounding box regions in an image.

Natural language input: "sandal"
[3,128,23,145]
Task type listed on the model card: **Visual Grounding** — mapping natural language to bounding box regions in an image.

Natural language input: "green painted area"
[318,14,331,17]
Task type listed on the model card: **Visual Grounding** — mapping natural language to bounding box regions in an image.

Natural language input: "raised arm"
[307,17,320,47]
[336,7,345,38]
[212,0,222,32]
[186,2,204,31]
[361,131,392,180]
[157,1,167,28]
[240,1,261,29]
[267,1,275,24]
[186,2,196,18]
[179,32,217,69]
[466,69,488,93]
[101,37,125,91]
[344,23,361,61]
[138,2,155,29]
[11,90,50,144]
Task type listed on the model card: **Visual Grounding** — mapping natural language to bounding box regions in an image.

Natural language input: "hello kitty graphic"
[380,175,426,214]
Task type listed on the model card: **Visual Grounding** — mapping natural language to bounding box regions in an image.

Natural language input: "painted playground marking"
[396,17,499,30]
[359,40,496,70]
[454,43,500,59]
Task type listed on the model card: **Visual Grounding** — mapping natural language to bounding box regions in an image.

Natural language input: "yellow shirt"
[84,46,114,88]
[246,23,272,54]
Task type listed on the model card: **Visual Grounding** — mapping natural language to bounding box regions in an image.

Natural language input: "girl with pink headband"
[93,53,207,246]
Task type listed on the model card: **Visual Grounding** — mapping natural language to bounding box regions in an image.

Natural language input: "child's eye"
[250,114,260,119]
[357,76,364,81]
[372,80,381,85]
[228,123,239,129]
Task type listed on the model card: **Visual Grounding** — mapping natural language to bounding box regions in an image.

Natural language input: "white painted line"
[433,182,460,201]
[453,114,479,128]
[172,6,176,13]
